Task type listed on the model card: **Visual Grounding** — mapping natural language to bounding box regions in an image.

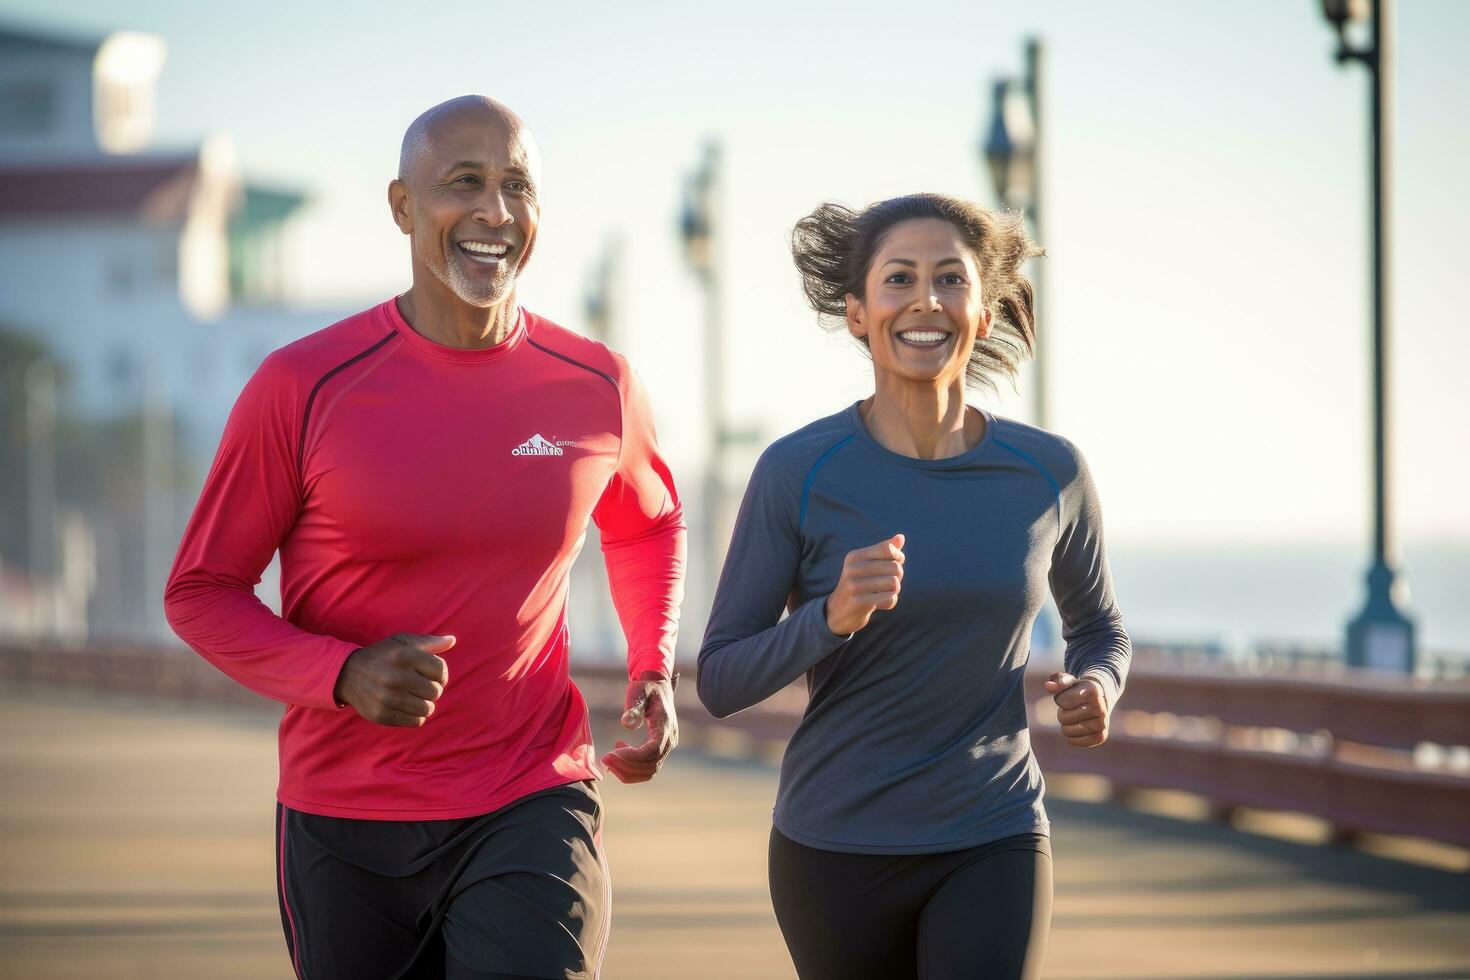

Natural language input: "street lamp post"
[583,237,616,346]
[680,140,724,612]
[984,39,1060,658]
[141,368,175,640]
[982,38,1045,430]
[25,360,58,615]
[581,238,626,659]
[1320,0,1416,672]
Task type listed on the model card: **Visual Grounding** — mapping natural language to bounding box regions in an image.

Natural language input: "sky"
[6,0,1469,556]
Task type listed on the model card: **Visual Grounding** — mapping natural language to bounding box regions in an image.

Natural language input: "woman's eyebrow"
[881,257,966,268]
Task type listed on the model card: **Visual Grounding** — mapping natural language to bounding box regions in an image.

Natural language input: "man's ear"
[845,293,867,340]
[388,179,412,235]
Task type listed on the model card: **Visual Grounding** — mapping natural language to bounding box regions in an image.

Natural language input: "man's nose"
[471,190,513,226]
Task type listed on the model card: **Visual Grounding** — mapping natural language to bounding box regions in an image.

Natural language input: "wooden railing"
[3,642,1467,848]
[1024,656,1470,847]
[0,642,271,707]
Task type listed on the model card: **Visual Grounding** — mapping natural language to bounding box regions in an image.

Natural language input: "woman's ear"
[845,293,867,340]
[977,307,994,341]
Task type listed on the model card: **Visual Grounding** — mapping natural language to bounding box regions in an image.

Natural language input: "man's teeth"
[460,242,509,256]
[899,331,948,343]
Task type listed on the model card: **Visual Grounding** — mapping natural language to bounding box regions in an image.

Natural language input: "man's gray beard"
[439,254,505,308]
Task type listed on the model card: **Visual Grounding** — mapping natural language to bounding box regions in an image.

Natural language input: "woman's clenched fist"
[824,534,905,636]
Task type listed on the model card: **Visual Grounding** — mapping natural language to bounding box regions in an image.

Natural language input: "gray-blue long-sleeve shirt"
[697,403,1131,854]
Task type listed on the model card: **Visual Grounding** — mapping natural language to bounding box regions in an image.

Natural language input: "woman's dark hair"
[790,193,1043,393]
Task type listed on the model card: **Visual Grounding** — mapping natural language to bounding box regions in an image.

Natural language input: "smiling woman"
[791,193,1042,394]
[696,192,1130,980]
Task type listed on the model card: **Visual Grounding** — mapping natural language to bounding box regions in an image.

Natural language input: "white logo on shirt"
[512,434,572,457]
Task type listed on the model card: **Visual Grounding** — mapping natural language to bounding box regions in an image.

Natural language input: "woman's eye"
[886,273,911,285]
[940,274,967,286]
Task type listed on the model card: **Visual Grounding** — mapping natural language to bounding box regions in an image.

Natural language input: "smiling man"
[165,96,686,979]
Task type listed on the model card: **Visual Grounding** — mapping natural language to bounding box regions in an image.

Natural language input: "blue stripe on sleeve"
[799,434,855,532]
[995,438,1062,534]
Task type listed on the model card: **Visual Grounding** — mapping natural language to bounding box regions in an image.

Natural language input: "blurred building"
[0,19,352,642]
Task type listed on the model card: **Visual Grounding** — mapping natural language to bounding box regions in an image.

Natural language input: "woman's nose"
[910,292,941,313]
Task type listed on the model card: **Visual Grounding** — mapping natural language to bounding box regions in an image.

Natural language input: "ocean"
[1106,540,1468,660]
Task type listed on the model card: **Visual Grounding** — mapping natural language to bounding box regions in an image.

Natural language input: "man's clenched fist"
[824,534,905,636]
[334,633,454,727]
[1044,671,1110,748]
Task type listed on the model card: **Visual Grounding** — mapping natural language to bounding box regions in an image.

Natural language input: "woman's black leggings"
[768,828,1052,980]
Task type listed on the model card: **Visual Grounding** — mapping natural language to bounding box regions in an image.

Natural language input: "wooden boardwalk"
[1,689,1467,979]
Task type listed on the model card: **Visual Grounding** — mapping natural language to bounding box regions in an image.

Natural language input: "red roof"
[0,156,200,221]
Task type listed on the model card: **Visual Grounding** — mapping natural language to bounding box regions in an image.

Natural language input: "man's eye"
[456,175,479,186]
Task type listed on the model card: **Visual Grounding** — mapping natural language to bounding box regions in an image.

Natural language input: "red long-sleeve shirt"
[165,298,685,819]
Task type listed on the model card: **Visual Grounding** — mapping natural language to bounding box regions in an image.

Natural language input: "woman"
[696,193,1130,980]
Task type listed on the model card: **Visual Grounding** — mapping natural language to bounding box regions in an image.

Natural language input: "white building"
[0,17,633,666]
[0,19,353,641]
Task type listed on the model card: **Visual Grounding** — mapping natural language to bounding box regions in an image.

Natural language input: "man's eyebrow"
[442,160,484,175]
[440,160,534,182]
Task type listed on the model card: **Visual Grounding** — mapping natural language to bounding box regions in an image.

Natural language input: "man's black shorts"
[275,780,608,980]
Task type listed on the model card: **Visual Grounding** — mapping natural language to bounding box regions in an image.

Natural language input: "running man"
[165,96,685,979]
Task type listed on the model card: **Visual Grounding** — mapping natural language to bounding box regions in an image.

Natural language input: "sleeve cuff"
[627,653,675,683]
[311,640,362,712]
[793,595,854,652]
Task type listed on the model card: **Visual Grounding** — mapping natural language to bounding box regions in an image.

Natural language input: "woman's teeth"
[898,330,949,346]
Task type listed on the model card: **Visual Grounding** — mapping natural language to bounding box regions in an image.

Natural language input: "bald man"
[166,96,686,979]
